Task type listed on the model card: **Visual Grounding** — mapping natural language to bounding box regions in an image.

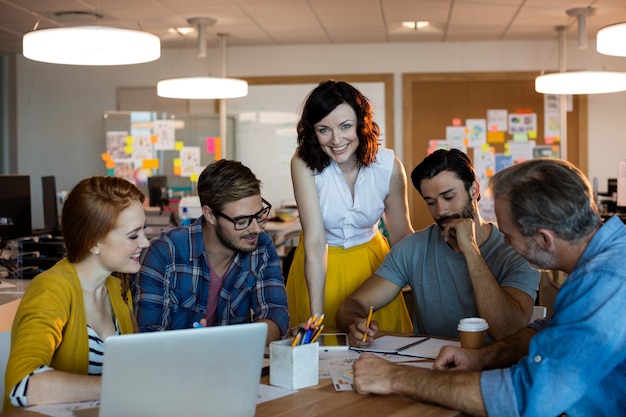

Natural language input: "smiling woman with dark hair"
[286,80,414,332]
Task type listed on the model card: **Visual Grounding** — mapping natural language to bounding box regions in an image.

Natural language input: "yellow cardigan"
[3,259,135,411]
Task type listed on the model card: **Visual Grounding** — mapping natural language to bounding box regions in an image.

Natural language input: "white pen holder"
[269,339,319,390]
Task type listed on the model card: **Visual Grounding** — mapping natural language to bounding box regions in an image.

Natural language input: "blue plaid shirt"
[133,216,289,336]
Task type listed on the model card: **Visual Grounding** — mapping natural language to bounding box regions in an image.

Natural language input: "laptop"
[96,322,268,417]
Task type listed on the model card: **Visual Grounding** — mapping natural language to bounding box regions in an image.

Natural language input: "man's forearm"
[336,297,367,332]
[481,326,536,369]
[394,367,487,416]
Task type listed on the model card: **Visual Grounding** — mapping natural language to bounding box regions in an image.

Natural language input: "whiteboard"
[229,82,386,209]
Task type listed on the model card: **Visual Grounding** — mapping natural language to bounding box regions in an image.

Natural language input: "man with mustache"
[351,158,626,416]
[133,159,289,345]
[337,149,539,344]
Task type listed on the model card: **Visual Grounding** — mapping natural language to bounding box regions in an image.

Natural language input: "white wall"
[15,39,626,227]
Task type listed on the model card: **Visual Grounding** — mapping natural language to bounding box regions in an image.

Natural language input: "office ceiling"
[1,0,626,55]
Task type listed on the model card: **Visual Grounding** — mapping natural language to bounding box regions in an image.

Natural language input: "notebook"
[97,322,268,417]
[350,336,460,359]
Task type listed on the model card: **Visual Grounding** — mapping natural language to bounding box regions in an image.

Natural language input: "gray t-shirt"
[377,223,539,339]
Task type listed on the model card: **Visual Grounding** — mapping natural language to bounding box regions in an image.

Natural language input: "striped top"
[9,321,119,407]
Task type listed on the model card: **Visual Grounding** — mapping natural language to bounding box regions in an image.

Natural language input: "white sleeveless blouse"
[315,147,394,248]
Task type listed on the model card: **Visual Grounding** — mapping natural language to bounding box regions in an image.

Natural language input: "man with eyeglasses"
[133,159,289,344]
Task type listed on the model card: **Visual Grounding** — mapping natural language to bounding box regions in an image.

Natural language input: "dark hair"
[411,149,478,199]
[489,158,601,242]
[62,176,145,264]
[296,80,380,172]
[197,159,261,211]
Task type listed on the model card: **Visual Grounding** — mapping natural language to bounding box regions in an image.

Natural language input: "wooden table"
[0,377,466,417]
[0,283,466,417]
[256,376,466,417]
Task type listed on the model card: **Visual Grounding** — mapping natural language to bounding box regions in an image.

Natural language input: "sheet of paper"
[318,349,360,378]
[329,369,354,391]
[352,336,459,359]
[27,400,100,417]
[257,383,296,404]
[0,280,16,289]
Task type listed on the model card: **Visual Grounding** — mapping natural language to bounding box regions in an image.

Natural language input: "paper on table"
[28,400,100,417]
[258,384,296,403]
[318,348,360,378]
[0,280,16,289]
[351,336,459,359]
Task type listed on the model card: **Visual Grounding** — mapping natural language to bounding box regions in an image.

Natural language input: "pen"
[314,314,324,328]
[303,328,313,344]
[192,321,205,328]
[291,332,302,347]
[310,324,324,343]
[397,337,431,352]
[362,306,374,342]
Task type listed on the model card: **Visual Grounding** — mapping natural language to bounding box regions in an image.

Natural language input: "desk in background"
[264,219,301,258]
[0,279,29,331]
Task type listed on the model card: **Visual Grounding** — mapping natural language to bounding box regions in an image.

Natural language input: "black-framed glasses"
[213,198,272,230]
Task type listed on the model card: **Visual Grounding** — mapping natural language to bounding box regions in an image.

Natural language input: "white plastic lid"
[457,317,489,332]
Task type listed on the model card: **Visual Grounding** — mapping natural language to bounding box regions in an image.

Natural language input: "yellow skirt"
[285,232,412,332]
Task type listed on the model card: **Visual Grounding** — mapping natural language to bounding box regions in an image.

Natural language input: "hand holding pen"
[362,306,374,342]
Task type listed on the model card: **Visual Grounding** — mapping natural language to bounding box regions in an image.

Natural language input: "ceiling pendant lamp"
[535,8,626,95]
[157,18,248,99]
[535,71,626,94]
[597,22,626,57]
[23,25,160,66]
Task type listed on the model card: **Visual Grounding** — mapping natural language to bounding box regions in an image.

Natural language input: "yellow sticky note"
[124,145,133,155]
[125,135,134,144]
[481,143,490,152]
[175,141,184,151]
[528,130,537,139]
[173,158,182,168]
[190,173,199,183]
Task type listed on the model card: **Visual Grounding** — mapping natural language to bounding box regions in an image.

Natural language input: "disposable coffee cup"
[457,317,489,349]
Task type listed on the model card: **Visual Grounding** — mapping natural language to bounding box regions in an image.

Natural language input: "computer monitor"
[0,175,32,246]
[148,175,169,209]
[41,176,61,236]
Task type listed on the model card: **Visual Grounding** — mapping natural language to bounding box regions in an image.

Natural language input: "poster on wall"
[106,131,130,160]
[508,113,537,136]
[543,94,561,145]
[473,145,496,222]
[153,120,176,150]
[131,134,154,160]
[466,119,487,148]
[179,146,202,178]
[487,109,508,132]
